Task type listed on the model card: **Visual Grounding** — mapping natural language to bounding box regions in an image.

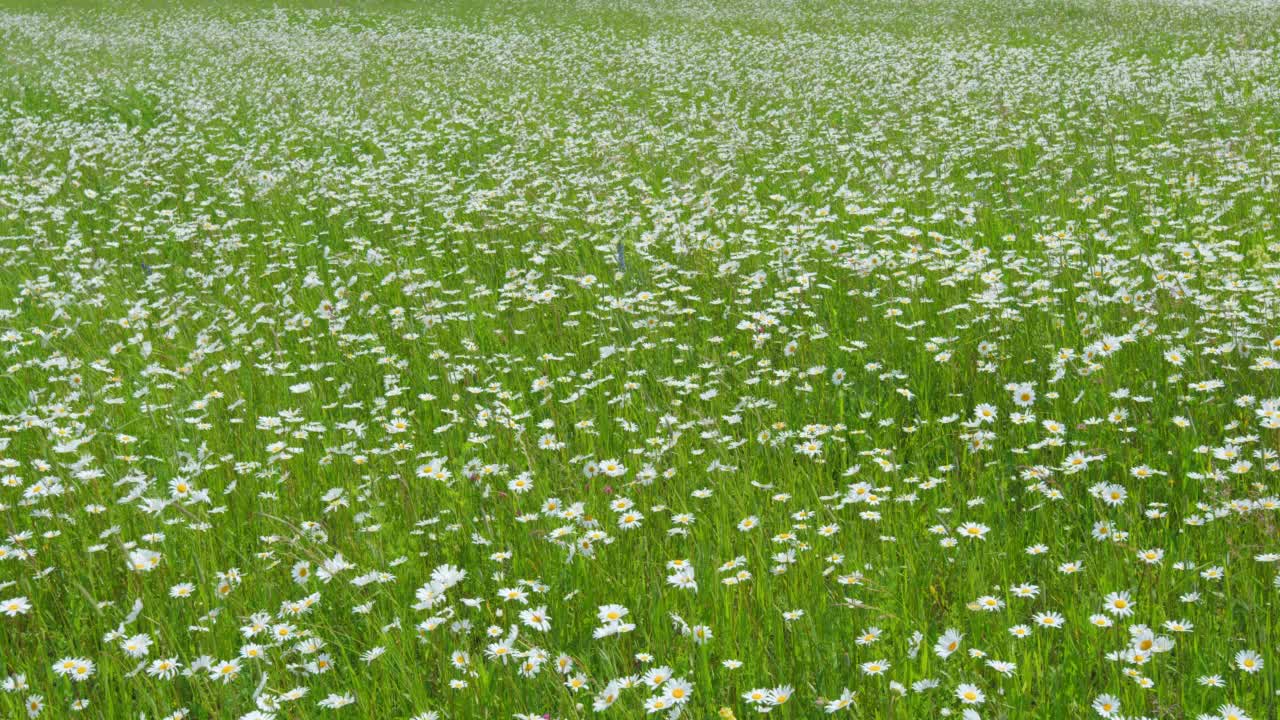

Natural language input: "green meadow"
[0,1,1278,718]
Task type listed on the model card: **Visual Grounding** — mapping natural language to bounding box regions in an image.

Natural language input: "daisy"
[1032,612,1065,629]
[1103,591,1135,617]
[1235,650,1263,673]
[0,597,31,617]
[860,659,890,675]
[956,684,985,705]
[317,693,355,709]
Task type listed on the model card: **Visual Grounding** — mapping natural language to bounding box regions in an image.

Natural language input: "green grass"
[0,1,1278,718]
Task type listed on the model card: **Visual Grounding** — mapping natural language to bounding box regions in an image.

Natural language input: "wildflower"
[956,684,985,705]
[0,597,31,617]
[1235,650,1263,673]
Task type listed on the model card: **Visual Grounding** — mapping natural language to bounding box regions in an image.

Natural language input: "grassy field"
[1,0,1279,718]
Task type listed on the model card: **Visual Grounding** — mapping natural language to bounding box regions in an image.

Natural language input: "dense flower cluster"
[1,1,1279,718]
